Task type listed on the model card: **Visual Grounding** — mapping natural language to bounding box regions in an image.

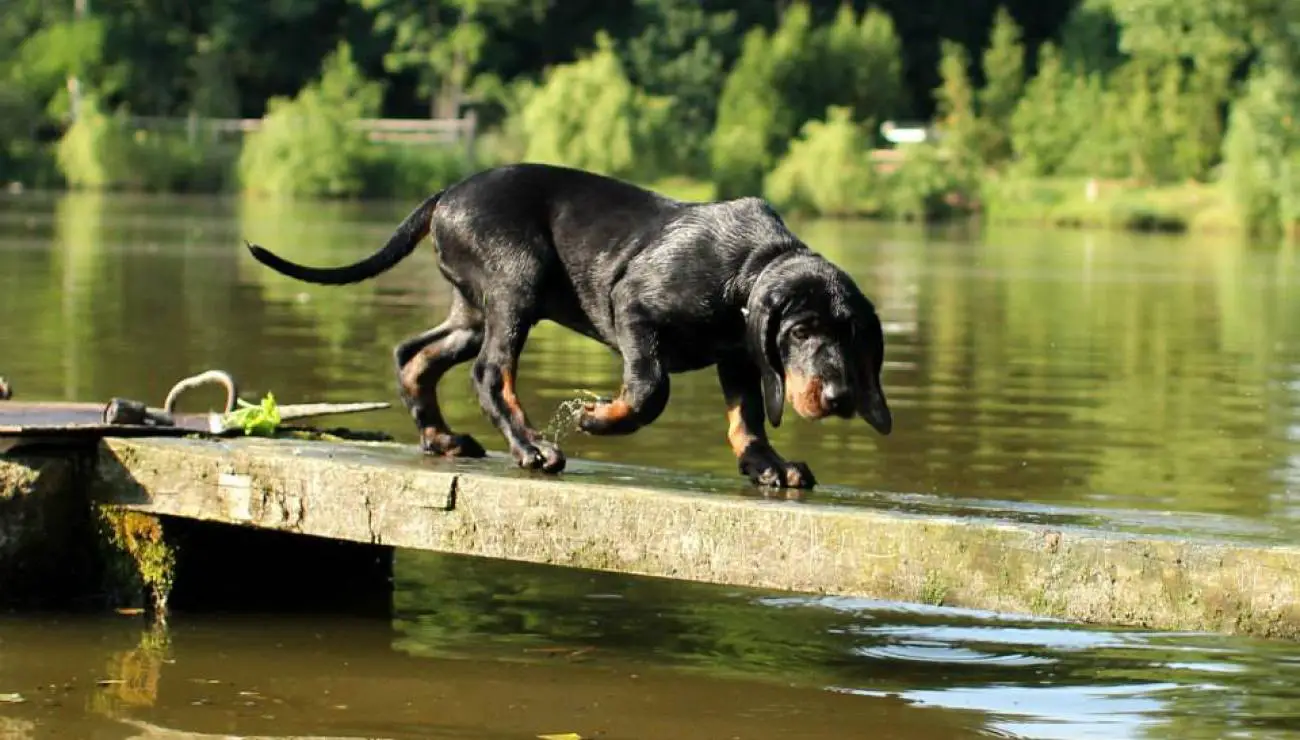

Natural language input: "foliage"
[222,392,282,436]
[97,508,175,618]
[982,176,1214,233]
[932,39,981,182]
[54,96,233,192]
[237,43,383,198]
[362,144,483,200]
[619,0,738,176]
[764,106,879,217]
[711,2,906,199]
[818,4,905,129]
[1222,61,1300,236]
[2,0,1300,233]
[764,105,977,221]
[0,83,55,185]
[975,7,1025,165]
[1010,43,1083,177]
[357,0,543,117]
[518,32,672,181]
[8,16,120,120]
[887,142,976,221]
[710,7,813,199]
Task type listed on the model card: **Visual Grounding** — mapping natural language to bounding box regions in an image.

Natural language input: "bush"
[1222,61,1300,237]
[361,144,482,200]
[711,3,906,200]
[238,43,383,199]
[517,32,672,181]
[886,142,976,221]
[55,96,233,192]
[710,8,813,199]
[0,83,59,187]
[55,96,132,189]
[976,7,1026,165]
[764,107,880,217]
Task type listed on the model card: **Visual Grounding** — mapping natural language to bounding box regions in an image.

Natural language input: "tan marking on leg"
[727,403,758,457]
[501,368,524,419]
[587,397,633,424]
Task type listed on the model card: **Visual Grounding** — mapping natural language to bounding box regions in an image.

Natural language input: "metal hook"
[163,370,241,415]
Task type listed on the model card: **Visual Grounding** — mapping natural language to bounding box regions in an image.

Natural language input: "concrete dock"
[71,435,1300,640]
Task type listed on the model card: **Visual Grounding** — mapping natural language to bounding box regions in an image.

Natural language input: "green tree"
[764,106,879,217]
[7,15,117,120]
[1223,62,1300,236]
[933,39,980,174]
[518,32,672,180]
[1105,0,1297,206]
[356,0,542,118]
[711,2,906,198]
[819,4,905,127]
[976,7,1025,165]
[1009,42,1076,176]
[619,0,737,176]
[238,43,384,198]
[710,27,788,198]
[1057,0,1121,75]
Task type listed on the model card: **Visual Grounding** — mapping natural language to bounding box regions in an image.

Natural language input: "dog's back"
[434,163,681,260]
[429,164,694,336]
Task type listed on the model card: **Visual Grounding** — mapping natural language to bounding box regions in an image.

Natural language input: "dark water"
[3,191,1300,738]
[4,554,1300,739]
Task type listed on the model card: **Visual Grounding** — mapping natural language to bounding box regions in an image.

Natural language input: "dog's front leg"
[716,354,816,489]
[579,308,669,436]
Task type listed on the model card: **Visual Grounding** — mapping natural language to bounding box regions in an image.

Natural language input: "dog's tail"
[244,191,444,285]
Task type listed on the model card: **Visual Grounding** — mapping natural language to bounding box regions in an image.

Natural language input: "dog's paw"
[578,398,640,436]
[739,445,816,490]
[512,439,566,473]
[420,430,487,458]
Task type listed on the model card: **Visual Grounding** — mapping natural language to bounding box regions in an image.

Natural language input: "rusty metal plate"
[0,402,213,437]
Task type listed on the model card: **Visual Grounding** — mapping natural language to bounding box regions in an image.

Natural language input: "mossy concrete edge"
[2,449,151,609]
[96,436,1300,640]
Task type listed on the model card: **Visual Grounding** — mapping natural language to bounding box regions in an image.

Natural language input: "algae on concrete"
[2,449,162,611]
[97,507,176,619]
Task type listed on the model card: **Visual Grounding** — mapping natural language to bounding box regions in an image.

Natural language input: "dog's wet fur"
[246,163,891,488]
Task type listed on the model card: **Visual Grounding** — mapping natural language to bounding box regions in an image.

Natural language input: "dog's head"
[745,255,891,433]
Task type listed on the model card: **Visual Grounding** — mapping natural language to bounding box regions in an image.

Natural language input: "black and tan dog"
[246,163,891,488]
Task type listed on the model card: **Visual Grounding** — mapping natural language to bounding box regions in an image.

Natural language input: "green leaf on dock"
[221,392,282,436]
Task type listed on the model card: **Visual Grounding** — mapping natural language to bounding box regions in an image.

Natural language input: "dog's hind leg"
[395,288,486,457]
[470,298,565,474]
[578,297,670,436]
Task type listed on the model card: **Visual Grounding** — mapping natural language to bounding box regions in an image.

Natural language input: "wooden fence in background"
[127,114,478,149]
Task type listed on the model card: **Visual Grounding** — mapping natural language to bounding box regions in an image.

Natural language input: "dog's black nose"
[822,384,851,415]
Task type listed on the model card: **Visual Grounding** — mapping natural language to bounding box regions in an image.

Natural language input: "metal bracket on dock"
[103,369,240,429]
[1,367,391,448]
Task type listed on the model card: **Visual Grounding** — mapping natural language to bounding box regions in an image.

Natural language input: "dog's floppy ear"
[852,307,893,435]
[744,293,786,427]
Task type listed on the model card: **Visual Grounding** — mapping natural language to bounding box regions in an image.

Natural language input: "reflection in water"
[1,553,1298,739]
[3,192,1298,526]
[388,554,1300,740]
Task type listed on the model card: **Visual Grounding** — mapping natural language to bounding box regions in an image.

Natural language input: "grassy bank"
[982,177,1240,235]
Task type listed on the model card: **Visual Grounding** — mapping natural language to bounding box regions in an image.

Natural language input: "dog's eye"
[790,324,811,342]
